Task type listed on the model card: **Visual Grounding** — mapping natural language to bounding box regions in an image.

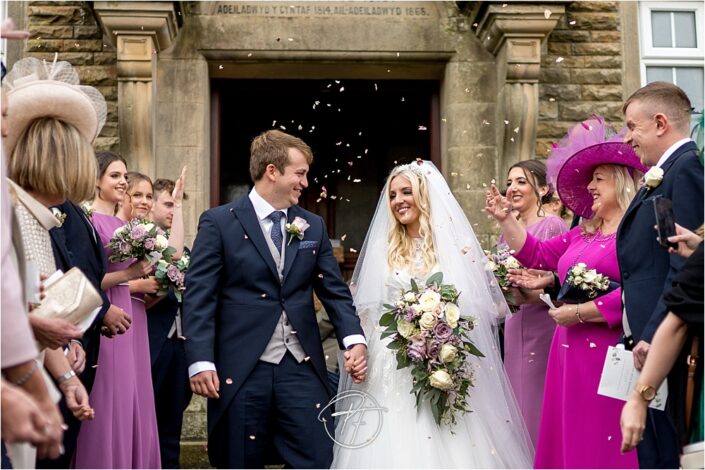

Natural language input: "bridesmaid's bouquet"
[154,254,189,301]
[558,262,619,303]
[484,244,523,309]
[379,272,484,427]
[107,218,175,264]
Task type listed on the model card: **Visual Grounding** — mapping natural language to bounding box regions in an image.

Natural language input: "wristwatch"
[57,369,77,385]
[635,383,657,401]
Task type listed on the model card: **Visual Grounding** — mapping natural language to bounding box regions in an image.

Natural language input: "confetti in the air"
[556,57,564,63]
[350,248,357,253]
[544,9,552,18]
[569,20,576,25]
[218,64,224,70]
[418,125,428,131]
[341,234,347,241]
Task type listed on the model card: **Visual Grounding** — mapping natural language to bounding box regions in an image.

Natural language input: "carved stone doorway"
[211,78,440,255]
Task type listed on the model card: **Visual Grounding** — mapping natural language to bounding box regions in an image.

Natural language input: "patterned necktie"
[268,211,285,253]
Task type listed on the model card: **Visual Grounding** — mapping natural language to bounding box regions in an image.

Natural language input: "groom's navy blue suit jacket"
[617,141,703,344]
[183,195,363,433]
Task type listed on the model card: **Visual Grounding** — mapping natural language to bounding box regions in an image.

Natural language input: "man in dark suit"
[146,179,192,468]
[39,201,132,468]
[618,81,704,468]
[184,130,367,468]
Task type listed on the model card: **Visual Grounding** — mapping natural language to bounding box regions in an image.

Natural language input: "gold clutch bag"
[30,267,103,332]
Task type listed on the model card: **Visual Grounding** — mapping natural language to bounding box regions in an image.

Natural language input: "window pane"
[646,66,674,83]
[651,11,673,47]
[674,12,697,48]
[676,67,704,112]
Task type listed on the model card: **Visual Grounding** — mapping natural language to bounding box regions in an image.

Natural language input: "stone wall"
[537,1,624,157]
[22,1,119,151]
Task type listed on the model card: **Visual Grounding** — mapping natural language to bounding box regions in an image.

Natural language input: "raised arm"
[167,166,187,260]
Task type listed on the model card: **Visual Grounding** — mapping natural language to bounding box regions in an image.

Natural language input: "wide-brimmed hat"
[2,56,106,156]
[547,116,647,219]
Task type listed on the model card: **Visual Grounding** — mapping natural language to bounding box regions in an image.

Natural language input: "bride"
[332,161,534,468]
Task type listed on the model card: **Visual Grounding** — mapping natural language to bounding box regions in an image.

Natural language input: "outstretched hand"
[343,344,368,384]
[484,183,513,222]
[172,166,187,203]
[507,268,556,290]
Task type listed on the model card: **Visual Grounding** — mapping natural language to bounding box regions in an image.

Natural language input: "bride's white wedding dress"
[331,161,534,469]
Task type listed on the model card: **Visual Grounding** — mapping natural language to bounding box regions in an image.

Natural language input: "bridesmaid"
[73,153,160,468]
[498,160,567,446]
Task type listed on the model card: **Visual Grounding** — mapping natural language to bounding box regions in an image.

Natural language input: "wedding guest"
[620,229,703,456]
[486,117,644,468]
[618,81,704,468]
[146,176,190,468]
[496,159,567,446]
[74,153,160,468]
[4,57,100,467]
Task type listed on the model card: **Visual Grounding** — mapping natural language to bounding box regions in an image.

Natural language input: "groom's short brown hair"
[249,130,314,182]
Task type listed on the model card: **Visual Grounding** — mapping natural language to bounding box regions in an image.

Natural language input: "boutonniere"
[285,216,310,245]
[642,167,664,190]
[80,202,94,217]
[51,208,67,226]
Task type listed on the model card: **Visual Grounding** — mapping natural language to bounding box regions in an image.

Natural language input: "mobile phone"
[653,196,677,250]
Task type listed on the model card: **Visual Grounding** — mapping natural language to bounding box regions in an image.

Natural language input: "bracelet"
[56,369,77,385]
[12,360,39,386]
[576,303,585,323]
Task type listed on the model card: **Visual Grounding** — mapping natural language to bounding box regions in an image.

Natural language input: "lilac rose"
[130,225,147,240]
[404,307,419,322]
[407,335,427,362]
[433,321,453,341]
[426,340,441,360]
[144,238,156,250]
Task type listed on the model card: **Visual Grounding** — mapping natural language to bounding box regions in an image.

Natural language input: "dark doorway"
[212,78,439,256]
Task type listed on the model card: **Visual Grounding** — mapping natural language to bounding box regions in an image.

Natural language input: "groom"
[184,130,367,468]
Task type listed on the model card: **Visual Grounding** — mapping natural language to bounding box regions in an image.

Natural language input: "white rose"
[403,292,417,303]
[444,302,460,328]
[157,259,169,268]
[419,291,441,312]
[144,223,155,232]
[486,260,498,272]
[644,167,664,189]
[419,312,438,330]
[397,319,415,338]
[429,369,454,390]
[113,226,127,237]
[439,344,458,363]
[155,234,169,251]
[583,271,597,283]
[505,256,522,270]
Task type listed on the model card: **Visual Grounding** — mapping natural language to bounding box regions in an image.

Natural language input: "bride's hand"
[484,183,512,222]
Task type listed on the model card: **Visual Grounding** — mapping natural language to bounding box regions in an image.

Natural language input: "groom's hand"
[344,344,368,384]
[190,371,220,399]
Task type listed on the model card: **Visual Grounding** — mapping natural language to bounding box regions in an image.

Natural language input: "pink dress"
[516,227,638,469]
[73,213,160,469]
[500,215,567,446]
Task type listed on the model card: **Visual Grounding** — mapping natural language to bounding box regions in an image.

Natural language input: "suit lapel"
[49,225,71,270]
[282,207,301,282]
[232,198,280,282]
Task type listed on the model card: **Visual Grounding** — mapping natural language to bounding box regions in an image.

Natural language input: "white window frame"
[639,1,704,59]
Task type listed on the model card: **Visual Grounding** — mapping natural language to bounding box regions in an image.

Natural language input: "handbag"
[30,267,103,333]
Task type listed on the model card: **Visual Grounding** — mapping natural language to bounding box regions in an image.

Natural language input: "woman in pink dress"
[486,117,645,468]
[498,159,567,446]
[73,153,160,468]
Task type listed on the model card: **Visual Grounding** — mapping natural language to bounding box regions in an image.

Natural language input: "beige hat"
[2,55,107,156]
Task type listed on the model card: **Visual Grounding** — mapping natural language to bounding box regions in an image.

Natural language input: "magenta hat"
[547,116,647,219]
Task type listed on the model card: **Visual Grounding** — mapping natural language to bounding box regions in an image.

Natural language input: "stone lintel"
[473,3,565,58]
[93,2,180,52]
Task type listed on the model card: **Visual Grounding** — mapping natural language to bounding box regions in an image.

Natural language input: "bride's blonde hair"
[385,164,436,274]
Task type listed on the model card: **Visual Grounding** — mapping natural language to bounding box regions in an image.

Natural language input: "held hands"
[59,376,94,421]
[666,223,703,258]
[1,382,48,446]
[620,392,648,453]
[66,341,86,375]
[632,340,650,370]
[29,316,82,350]
[484,183,513,222]
[344,344,368,384]
[548,304,581,327]
[190,371,220,399]
[101,304,132,336]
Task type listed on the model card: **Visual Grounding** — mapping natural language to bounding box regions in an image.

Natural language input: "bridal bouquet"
[557,262,619,303]
[379,272,484,427]
[484,244,523,309]
[107,218,175,264]
[155,254,189,301]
